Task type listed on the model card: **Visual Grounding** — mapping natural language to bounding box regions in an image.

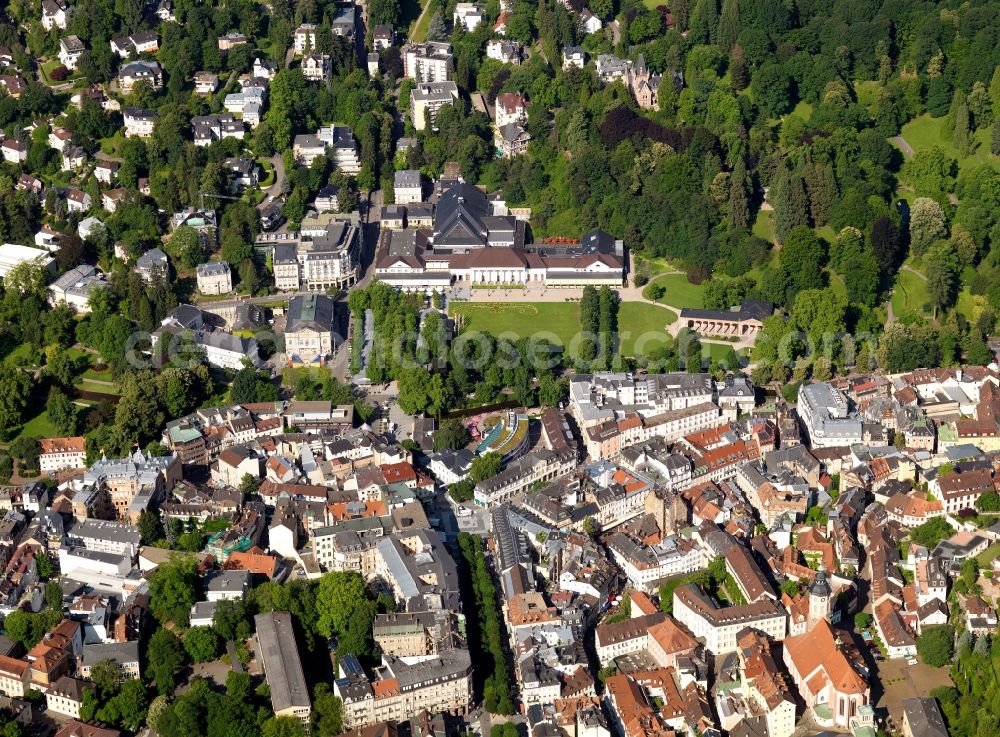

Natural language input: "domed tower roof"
[810,566,832,598]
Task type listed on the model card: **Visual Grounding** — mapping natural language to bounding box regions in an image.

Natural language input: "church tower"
[808,566,832,627]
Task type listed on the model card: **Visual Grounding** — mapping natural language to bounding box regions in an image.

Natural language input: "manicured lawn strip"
[637,255,684,275]
[17,410,61,439]
[647,273,706,310]
[82,367,113,381]
[450,301,581,347]
[826,268,848,302]
[955,289,980,322]
[702,342,748,362]
[76,379,120,395]
[751,210,774,244]
[891,268,931,319]
[618,302,676,356]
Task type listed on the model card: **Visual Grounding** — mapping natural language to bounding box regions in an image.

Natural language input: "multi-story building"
[293,23,317,53]
[46,676,90,719]
[42,0,71,30]
[901,697,949,737]
[39,437,87,473]
[292,125,361,172]
[58,35,85,70]
[79,641,140,680]
[335,650,472,729]
[797,383,864,448]
[301,52,331,82]
[154,307,261,371]
[123,108,155,138]
[118,60,163,93]
[410,79,458,131]
[452,2,485,31]
[214,446,262,489]
[191,113,245,146]
[255,612,311,728]
[606,533,701,591]
[672,584,787,654]
[374,529,460,610]
[570,372,716,428]
[0,657,28,697]
[583,404,720,460]
[260,211,363,291]
[27,620,81,687]
[196,261,232,295]
[82,451,182,522]
[735,629,796,737]
[65,518,141,560]
[373,610,460,658]
[394,170,423,204]
[284,294,336,365]
[474,448,576,507]
[402,42,453,82]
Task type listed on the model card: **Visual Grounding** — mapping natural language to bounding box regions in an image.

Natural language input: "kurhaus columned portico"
[679,300,774,338]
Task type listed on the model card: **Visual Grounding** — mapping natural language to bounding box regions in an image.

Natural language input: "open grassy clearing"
[646,273,706,309]
[618,302,676,356]
[17,410,61,440]
[76,378,120,395]
[899,114,994,173]
[449,300,677,356]
[891,267,930,318]
[751,210,774,244]
[450,302,581,347]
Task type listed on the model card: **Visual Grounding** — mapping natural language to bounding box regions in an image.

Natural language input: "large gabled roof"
[433,183,490,247]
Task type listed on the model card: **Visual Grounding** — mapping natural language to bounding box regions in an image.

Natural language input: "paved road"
[408,0,433,41]
[258,154,286,202]
[609,20,621,45]
[891,135,915,160]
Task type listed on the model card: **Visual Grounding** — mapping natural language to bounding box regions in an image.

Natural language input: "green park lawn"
[647,273,706,309]
[618,302,676,356]
[852,80,881,110]
[450,302,581,346]
[751,210,774,244]
[17,410,61,440]
[790,100,813,120]
[891,267,931,318]
[449,300,677,356]
[4,343,37,367]
[39,58,76,86]
[76,378,119,395]
[703,342,748,362]
[826,268,848,302]
[82,366,113,382]
[99,132,128,158]
[955,288,982,322]
[635,254,684,277]
[977,543,1000,567]
[899,114,994,172]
